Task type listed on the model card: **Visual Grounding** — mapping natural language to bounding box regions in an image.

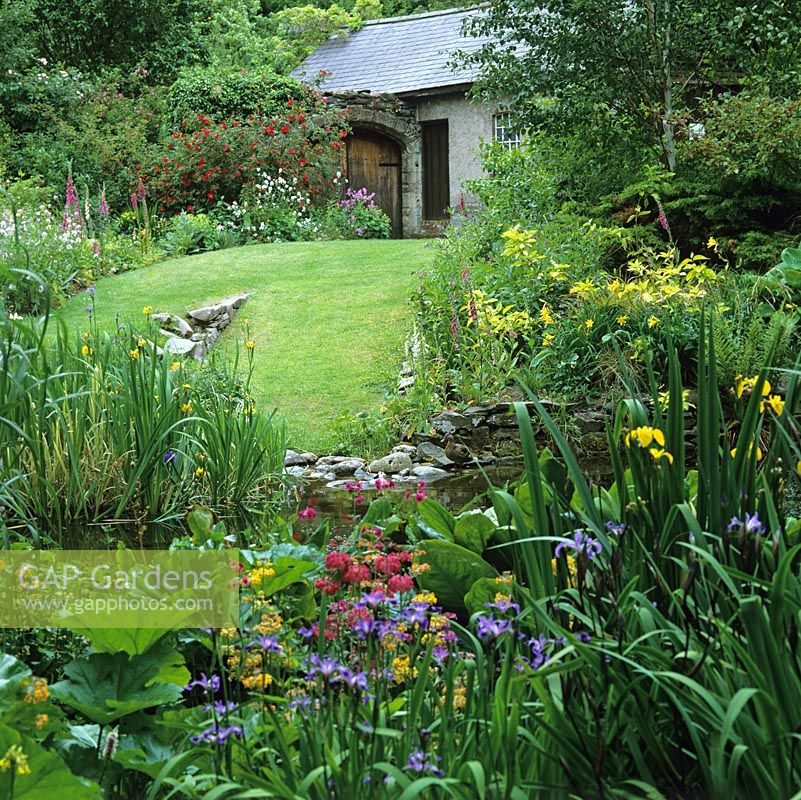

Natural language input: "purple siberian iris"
[185,673,221,693]
[727,512,765,536]
[406,749,443,777]
[475,614,512,640]
[554,530,602,559]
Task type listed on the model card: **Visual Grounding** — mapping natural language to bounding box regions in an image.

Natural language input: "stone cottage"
[292,7,516,237]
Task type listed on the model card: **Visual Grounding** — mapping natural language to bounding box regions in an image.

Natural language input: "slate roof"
[291,7,496,95]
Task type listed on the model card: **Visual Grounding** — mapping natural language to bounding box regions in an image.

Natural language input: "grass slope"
[61,240,433,451]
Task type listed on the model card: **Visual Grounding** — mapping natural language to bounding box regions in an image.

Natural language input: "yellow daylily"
[616,315,628,325]
[143,305,153,315]
[647,316,660,328]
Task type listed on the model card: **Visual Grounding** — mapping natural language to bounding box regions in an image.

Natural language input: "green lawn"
[61,240,433,451]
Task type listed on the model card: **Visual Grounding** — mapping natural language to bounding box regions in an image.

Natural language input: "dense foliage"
[0,300,285,541]
[2,335,801,797]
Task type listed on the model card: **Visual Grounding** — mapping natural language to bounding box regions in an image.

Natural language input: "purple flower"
[334,668,369,693]
[406,749,443,777]
[204,700,238,714]
[86,284,96,297]
[191,723,243,745]
[486,598,520,615]
[432,645,450,662]
[577,631,591,643]
[656,200,670,234]
[99,189,109,218]
[554,530,602,559]
[377,621,406,643]
[306,654,341,681]
[475,614,512,640]
[402,603,430,627]
[353,618,378,639]
[251,635,283,653]
[185,673,220,693]
[356,589,386,608]
[163,449,177,465]
[605,521,626,536]
[727,512,765,536]
[288,695,314,711]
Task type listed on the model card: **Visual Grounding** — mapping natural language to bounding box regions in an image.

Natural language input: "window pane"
[493,112,521,150]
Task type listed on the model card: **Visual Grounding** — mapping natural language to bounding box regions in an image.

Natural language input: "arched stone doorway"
[346,127,403,237]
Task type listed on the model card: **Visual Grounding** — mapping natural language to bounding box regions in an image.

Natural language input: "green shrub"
[167,66,309,128]
[5,75,165,210]
[161,211,224,257]
[730,229,795,272]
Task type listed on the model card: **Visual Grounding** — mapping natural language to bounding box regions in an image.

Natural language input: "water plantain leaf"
[361,497,395,526]
[413,540,497,611]
[259,557,318,597]
[416,498,456,539]
[50,650,183,726]
[464,577,500,616]
[453,511,496,554]
[186,504,226,546]
[0,721,102,798]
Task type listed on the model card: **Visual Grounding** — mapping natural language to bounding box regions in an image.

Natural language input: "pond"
[38,452,618,546]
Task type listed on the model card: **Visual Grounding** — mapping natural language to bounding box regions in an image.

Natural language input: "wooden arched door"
[345,129,403,237]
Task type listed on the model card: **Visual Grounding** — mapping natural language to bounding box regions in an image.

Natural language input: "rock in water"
[367,452,413,475]
[416,441,454,467]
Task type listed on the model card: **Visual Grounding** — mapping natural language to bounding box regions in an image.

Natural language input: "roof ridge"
[360,4,483,27]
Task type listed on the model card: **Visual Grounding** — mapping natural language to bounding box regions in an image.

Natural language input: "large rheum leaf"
[414,540,497,611]
[0,721,101,798]
[77,628,169,656]
[50,650,183,725]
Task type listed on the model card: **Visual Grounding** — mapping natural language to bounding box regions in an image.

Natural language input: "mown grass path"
[61,240,433,451]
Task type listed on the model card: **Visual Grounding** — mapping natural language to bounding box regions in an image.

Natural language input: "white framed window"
[493,112,522,150]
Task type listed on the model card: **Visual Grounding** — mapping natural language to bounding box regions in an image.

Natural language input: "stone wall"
[332,89,496,235]
[333,91,422,236]
[411,402,698,478]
